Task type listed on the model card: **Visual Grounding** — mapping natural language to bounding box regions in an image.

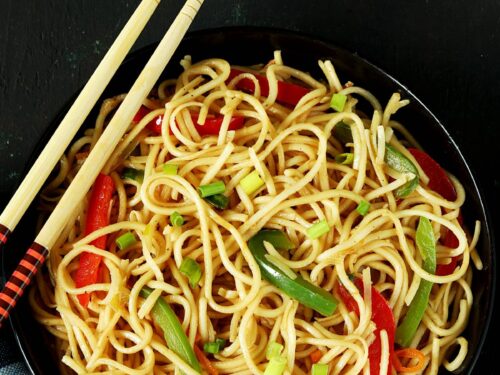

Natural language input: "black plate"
[2,27,495,374]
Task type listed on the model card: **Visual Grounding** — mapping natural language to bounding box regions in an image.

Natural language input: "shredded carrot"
[393,348,426,373]
[310,349,323,364]
[194,344,219,375]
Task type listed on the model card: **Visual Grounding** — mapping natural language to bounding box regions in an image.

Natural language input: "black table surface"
[0,0,498,373]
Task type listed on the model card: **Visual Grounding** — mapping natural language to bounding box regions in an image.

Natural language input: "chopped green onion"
[179,258,202,288]
[116,232,136,250]
[335,152,354,165]
[356,200,370,216]
[163,163,178,175]
[264,356,287,375]
[240,170,265,195]
[306,219,330,239]
[203,338,226,354]
[266,342,284,360]
[332,121,353,144]
[170,211,184,227]
[198,180,226,197]
[330,93,347,112]
[264,254,297,280]
[122,167,144,182]
[312,363,329,375]
[204,193,229,209]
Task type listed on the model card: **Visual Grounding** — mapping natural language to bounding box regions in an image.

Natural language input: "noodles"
[30,52,480,375]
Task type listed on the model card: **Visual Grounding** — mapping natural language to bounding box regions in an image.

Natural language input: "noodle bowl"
[30,51,481,374]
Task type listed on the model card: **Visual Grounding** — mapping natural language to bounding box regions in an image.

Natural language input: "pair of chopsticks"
[0,0,204,327]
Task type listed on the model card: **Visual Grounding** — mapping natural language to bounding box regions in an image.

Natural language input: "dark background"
[0,0,498,373]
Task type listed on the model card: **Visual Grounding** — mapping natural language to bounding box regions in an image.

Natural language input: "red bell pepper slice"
[227,68,311,107]
[74,173,115,307]
[408,148,456,201]
[435,212,464,276]
[408,148,463,275]
[133,106,245,136]
[337,279,395,375]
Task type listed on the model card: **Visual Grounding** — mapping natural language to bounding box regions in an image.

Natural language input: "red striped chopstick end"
[0,223,11,245]
[0,242,48,325]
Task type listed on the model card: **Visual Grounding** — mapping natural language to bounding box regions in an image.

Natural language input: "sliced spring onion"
[170,211,184,227]
[312,363,329,375]
[332,121,353,144]
[203,338,226,354]
[330,93,347,112]
[266,342,284,360]
[198,180,225,197]
[204,193,229,209]
[264,254,297,280]
[356,200,370,216]
[264,356,287,375]
[163,163,178,175]
[335,152,354,165]
[115,232,137,250]
[122,167,144,182]
[384,144,420,197]
[239,170,265,195]
[179,258,202,288]
[306,219,330,239]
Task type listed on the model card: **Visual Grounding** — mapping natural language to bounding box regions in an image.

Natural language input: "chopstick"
[0,0,161,250]
[0,0,204,326]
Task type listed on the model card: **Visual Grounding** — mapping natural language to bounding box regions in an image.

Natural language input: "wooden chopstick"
[0,0,161,250]
[0,0,204,326]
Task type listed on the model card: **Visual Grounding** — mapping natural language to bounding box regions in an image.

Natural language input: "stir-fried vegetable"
[227,68,310,107]
[335,152,354,165]
[163,163,178,176]
[384,144,420,197]
[198,181,226,198]
[194,345,219,375]
[179,258,202,288]
[264,356,287,375]
[332,121,353,144]
[203,338,226,354]
[330,93,347,112]
[203,194,229,210]
[170,211,184,227]
[356,200,370,216]
[395,217,436,347]
[133,105,244,136]
[266,342,284,360]
[392,348,426,373]
[74,173,115,307]
[312,363,329,375]
[140,287,201,372]
[309,349,323,364]
[306,219,330,239]
[408,147,462,276]
[248,229,338,316]
[115,232,136,250]
[408,148,456,201]
[122,167,144,182]
[337,278,395,375]
[239,170,265,195]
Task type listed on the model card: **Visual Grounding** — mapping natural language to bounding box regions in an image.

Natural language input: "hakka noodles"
[31,51,482,375]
